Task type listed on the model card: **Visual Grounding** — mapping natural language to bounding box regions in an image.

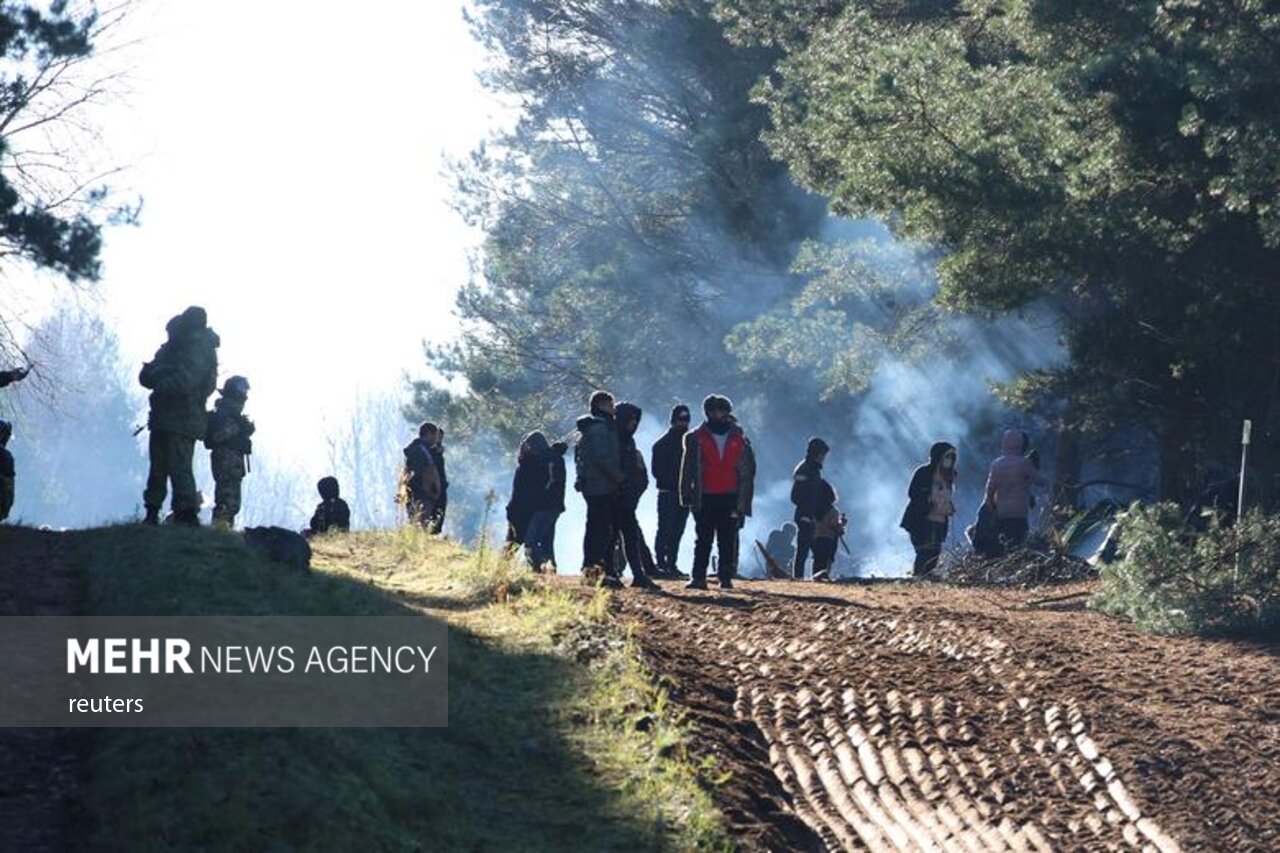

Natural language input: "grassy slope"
[69,526,728,852]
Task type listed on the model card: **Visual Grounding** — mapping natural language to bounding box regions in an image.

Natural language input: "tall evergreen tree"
[718,0,1280,503]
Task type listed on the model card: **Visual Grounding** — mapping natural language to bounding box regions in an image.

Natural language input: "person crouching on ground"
[679,394,756,590]
[308,476,350,536]
[900,442,957,576]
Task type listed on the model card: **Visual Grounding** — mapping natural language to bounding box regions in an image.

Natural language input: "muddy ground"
[616,579,1280,852]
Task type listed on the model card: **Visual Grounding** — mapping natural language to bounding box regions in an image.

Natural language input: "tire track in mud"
[622,591,1185,851]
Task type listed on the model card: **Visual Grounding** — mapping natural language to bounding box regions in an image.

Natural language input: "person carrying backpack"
[401,422,442,527]
[138,307,219,526]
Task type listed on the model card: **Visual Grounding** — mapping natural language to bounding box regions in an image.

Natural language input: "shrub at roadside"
[1092,502,1280,636]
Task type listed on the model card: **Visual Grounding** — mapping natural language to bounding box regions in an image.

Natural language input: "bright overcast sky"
[30,0,506,470]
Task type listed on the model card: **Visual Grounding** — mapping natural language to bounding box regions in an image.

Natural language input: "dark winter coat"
[651,427,685,491]
[430,444,448,500]
[548,443,568,514]
[310,498,351,534]
[791,457,834,523]
[402,438,441,502]
[615,402,649,506]
[574,413,623,497]
[900,442,955,536]
[507,440,561,541]
[139,315,220,440]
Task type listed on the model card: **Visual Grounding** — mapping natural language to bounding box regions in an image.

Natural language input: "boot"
[173,508,201,527]
[630,573,657,590]
[142,506,160,526]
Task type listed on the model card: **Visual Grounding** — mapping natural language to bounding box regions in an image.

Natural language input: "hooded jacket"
[900,442,955,535]
[985,430,1044,519]
[139,313,220,439]
[615,402,649,505]
[402,437,441,502]
[575,412,623,497]
[678,419,756,516]
[791,456,834,523]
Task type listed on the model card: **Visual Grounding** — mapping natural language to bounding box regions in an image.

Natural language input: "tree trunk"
[1158,416,1195,506]
[1053,425,1082,510]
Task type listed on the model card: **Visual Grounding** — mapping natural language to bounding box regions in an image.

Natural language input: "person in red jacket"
[678,395,756,590]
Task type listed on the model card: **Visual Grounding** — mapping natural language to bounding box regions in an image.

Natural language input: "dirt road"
[617,580,1280,851]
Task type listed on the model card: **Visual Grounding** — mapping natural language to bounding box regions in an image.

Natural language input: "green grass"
[63,525,729,851]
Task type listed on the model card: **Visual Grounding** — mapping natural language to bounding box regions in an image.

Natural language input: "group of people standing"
[505,392,757,590]
[500,387,1049,588]
[136,306,349,535]
[3,309,1046,584]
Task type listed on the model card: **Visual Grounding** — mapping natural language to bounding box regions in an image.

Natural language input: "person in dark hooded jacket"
[900,442,957,576]
[651,404,692,576]
[401,422,441,527]
[575,391,624,578]
[138,306,219,526]
[534,440,569,570]
[507,431,565,570]
[613,402,656,588]
[790,437,832,579]
[308,476,351,535]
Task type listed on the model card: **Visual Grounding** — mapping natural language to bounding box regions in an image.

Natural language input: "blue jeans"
[526,509,561,570]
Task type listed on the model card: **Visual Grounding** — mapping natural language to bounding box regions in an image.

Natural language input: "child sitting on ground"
[307,476,350,536]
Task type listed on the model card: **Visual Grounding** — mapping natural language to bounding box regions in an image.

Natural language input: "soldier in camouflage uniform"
[206,375,254,529]
[138,306,220,526]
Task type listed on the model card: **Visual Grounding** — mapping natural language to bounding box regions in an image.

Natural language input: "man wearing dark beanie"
[678,395,756,590]
[790,437,832,579]
[650,403,692,577]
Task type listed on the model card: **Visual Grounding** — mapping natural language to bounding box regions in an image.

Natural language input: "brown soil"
[615,579,1280,852]
[0,527,87,853]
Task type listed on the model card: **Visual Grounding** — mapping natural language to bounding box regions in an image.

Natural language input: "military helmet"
[219,375,250,398]
[0,419,11,443]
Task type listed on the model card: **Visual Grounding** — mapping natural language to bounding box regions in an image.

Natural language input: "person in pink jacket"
[983,430,1046,555]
